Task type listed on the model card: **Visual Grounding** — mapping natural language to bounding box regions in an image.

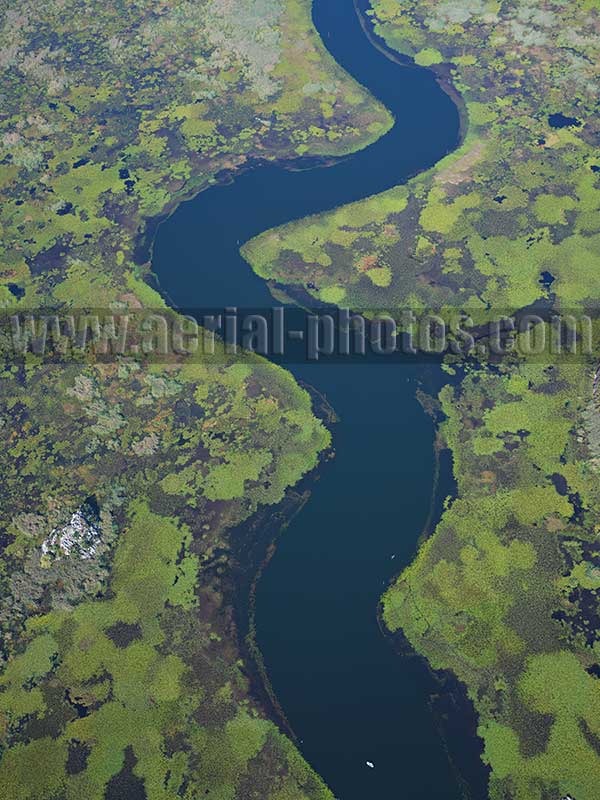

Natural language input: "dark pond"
[152,1,489,798]
[548,112,581,129]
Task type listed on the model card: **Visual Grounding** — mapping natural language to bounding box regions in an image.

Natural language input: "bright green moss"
[414,47,443,66]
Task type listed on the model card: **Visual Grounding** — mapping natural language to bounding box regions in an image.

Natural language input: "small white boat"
[366,761,375,769]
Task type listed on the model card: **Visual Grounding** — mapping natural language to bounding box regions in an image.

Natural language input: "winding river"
[152,1,488,798]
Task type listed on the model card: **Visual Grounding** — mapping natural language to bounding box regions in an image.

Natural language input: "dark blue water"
[152,1,488,799]
[151,2,459,309]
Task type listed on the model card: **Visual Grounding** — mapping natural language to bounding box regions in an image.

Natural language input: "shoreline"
[136,2,467,298]
[146,0,478,795]
[376,382,490,799]
[354,0,470,147]
[227,382,339,743]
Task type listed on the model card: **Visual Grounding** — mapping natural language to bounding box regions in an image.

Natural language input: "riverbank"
[150,0,481,797]
[227,384,340,745]
[376,387,489,800]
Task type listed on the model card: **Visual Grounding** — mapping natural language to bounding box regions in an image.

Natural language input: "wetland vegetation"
[2,0,600,799]
[242,2,600,798]
[0,1,390,797]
